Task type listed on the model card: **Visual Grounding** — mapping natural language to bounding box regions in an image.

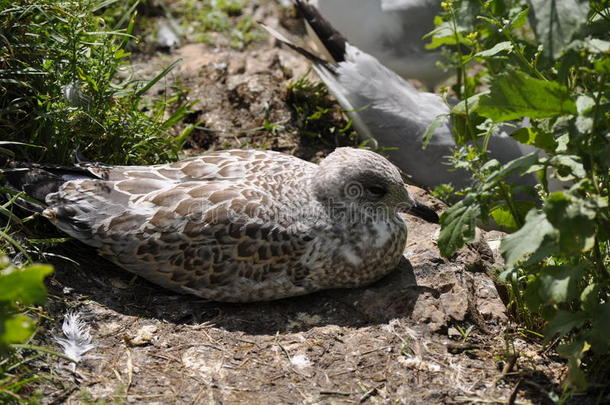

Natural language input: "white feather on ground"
[54,311,95,366]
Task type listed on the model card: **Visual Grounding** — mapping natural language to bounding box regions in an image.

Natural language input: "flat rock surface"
[34,1,566,403]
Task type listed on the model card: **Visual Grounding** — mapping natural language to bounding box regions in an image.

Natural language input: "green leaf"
[0,265,53,306]
[0,315,35,346]
[451,92,486,116]
[478,70,577,121]
[528,0,590,59]
[585,38,610,54]
[426,21,471,49]
[511,127,557,153]
[490,205,518,230]
[594,57,610,74]
[490,200,536,231]
[483,152,540,189]
[544,192,597,253]
[575,115,594,134]
[589,302,610,352]
[545,310,588,340]
[500,209,558,268]
[549,155,586,180]
[438,196,481,257]
[421,114,449,149]
[580,284,599,312]
[525,264,584,308]
[576,95,595,115]
[509,8,530,29]
[475,41,513,58]
[557,338,590,390]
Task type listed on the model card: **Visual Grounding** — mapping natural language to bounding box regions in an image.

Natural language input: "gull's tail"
[260,10,380,146]
[293,0,347,63]
[1,159,94,211]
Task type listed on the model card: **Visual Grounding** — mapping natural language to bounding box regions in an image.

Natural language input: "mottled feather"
[41,148,414,302]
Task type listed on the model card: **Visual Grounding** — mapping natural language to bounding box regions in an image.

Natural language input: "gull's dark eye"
[367,185,387,197]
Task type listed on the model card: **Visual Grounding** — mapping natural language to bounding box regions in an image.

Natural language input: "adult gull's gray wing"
[309,0,448,89]
[266,10,557,192]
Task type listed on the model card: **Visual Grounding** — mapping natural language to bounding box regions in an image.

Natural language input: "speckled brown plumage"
[41,147,414,302]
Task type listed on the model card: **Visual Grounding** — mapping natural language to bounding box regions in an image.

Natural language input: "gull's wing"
[266,9,551,192]
[308,0,447,88]
[263,21,468,188]
[42,151,317,301]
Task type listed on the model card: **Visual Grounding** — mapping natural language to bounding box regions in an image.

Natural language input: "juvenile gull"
[4,148,434,302]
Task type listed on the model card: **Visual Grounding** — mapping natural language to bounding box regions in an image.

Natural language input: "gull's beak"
[398,189,439,223]
[407,199,439,224]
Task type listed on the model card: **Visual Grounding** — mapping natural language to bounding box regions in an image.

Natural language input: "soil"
[30,1,571,404]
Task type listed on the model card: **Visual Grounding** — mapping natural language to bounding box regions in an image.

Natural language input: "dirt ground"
[30,1,573,404]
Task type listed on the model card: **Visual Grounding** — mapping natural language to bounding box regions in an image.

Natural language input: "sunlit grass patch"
[168,0,266,50]
[0,0,192,165]
[286,75,356,145]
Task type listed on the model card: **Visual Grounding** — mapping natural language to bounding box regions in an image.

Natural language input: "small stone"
[128,325,158,346]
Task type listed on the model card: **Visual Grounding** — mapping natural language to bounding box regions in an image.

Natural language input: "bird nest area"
[12,1,571,404]
[38,195,567,404]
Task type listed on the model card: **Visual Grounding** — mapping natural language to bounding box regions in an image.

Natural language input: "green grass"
[0,0,201,401]
[166,0,266,50]
[0,0,190,165]
[286,75,357,145]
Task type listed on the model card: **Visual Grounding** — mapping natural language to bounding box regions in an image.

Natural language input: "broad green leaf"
[511,127,557,153]
[586,38,610,54]
[490,200,536,231]
[594,57,610,74]
[580,284,599,312]
[478,70,577,121]
[576,95,595,115]
[528,0,590,59]
[0,265,53,306]
[438,196,481,257]
[452,92,485,116]
[545,310,588,340]
[490,206,518,230]
[483,152,539,189]
[475,41,513,58]
[525,264,584,308]
[0,315,35,346]
[575,115,594,134]
[549,155,586,180]
[575,95,595,133]
[544,192,596,252]
[557,338,590,390]
[557,337,590,359]
[500,209,558,268]
[509,8,530,29]
[589,303,610,352]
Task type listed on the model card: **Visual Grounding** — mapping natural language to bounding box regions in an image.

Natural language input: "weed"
[0,0,190,165]
[455,324,474,343]
[431,0,610,392]
[286,75,357,145]
[171,0,265,50]
[0,0,197,401]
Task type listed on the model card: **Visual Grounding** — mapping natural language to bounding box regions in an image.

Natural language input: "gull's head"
[312,147,415,214]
